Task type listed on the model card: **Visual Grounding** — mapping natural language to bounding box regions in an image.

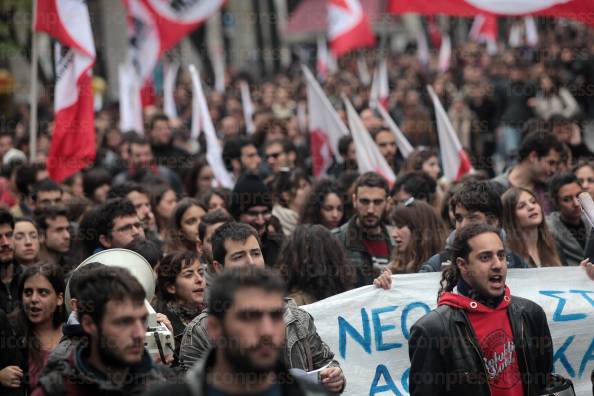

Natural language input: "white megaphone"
[66,248,174,362]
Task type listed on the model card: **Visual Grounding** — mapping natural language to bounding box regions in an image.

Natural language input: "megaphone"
[66,248,174,362]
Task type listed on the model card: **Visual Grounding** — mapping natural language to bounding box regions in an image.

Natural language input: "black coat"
[408,296,553,396]
[0,310,26,396]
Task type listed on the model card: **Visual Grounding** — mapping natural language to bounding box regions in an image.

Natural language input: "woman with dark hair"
[197,187,231,214]
[82,167,111,204]
[388,200,448,273]
[151,183,178,240]
[154,251,205,365]
[270,169,311,236]
[400,147,441,181]
[277,224,354,305]
[184,156,214,198]
[531,74,579,121]
[3,263,65,393]
[299,179,345,230]
[165,198,206,253]
[502,187,561,267]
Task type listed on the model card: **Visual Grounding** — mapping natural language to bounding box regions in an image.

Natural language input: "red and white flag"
[34,0,96,182]
[524,16,538,46]
[416,28,430,66]
[388,0,594,27]
[328,0,375,57]
[316,36,337,80]
[426,15,442,48]
[376,104,414,159]
[188,65,234,188]
[427,85,473,181]
[163,62,179,120]
[469,14,498,54]
[240,81,255,135]
[302,65,349,177]
[119,63,144,134]
[344,97,396,186]
[438,35,452,72]
[369,59,389,109]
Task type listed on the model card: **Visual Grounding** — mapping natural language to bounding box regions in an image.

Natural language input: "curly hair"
[276,224,354,302]
[299,179,345,228]
[156,251,200,302]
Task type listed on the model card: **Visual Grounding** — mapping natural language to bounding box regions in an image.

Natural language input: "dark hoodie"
[439,286,524,396]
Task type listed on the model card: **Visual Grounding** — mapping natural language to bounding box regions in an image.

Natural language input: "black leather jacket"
[408,296,553,396]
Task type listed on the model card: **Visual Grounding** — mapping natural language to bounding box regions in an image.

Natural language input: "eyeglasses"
[266,151,284,160]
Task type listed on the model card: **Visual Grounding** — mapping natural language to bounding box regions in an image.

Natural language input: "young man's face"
[36,190,62,209]
[14,221,40,264]
[44,216,71,254]
[0,223,14,265]
[240,144,261,173]
[130,143,153,168]
[239,206,271,236]
[454,205,498,232]
[374,131,397,165]
[353,186,387,230]
[557,182,582,224]
[457,232,507,298]
[93,299,148,366]
[104,215,145,248]
[150,119,172,146]
[127,191,155,230]
[531,149,560,184]
[221,235,266,270]
[209,288,285,374]
[265,143,288,174]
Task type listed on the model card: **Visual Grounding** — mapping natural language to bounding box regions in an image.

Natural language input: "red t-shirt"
[362,238,390,269]
[439,288,524,396]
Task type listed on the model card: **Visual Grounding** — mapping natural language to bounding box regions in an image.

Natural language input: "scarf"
[166,301,203,327]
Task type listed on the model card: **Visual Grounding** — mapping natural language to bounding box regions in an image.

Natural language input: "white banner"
[303,267,594,396]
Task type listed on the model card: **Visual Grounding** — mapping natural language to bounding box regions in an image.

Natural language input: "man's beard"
[0,250,13,267]
[97,329,137,369]
[222,330,282,376]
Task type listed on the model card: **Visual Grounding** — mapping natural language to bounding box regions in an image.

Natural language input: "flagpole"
[29,0,39,162]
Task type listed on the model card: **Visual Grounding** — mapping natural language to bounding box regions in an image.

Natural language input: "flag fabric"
[239,81,256,135]
[188,65,234,189]
[316,36,337,80]
[369,59,389,109]
[416,28,429,66]
[427,85,473,181]
[302,65,349,177]
[509,22,523,47]
[524,16,538,46]
[356,56,371,86]
[388,0,594,27]
[211,45,226,93]
[163,62,179,120]
[426,15,442,48]
[118,63,144,134]
[375,104,414,159]
[328,0,376,57]
[34,0,96,182]
[438,34,451,72]
[469,14,498,54]
[344,97,396,186]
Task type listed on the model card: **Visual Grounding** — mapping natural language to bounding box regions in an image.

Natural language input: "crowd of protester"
[0,18,593,396]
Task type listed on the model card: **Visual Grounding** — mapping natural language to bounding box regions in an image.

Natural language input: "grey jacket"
[144,348,330,396]
[332,216,395,287]
[179,298,341,374]
[546,211,592,266]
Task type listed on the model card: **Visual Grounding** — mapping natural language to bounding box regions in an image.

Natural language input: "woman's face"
[181,205,205,243]
[515,191,543,229]
[14,221,40,264]
[292,179,311,212]
[157,190,177,221]
[422,156,441,180]
[197,166,214,194]
[171,260,205,307]
[320,193,344,230]
[22,274,63,326]
[93,183,110,204]
[575,165,594,198]
[391,224,412,253]
[208,193,226,213]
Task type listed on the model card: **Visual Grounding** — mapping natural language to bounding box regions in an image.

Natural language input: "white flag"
[369,59,389,109]
[357,56,371,86]
[376,104,414,159]
[344,97,396,185]
[438,35,451,72]
[524,16,538,47]
[302,65,349,177]
[240,81,256,135]
[316,36,337,80]
[163,62,179,120]
[188,65,234,188]
[211,46,226,93]
[119,63,144,134]
[416,28,429,66]
[427,85,473,181]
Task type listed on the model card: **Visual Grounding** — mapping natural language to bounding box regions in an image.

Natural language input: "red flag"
[388,0,594,27]
[469,14,498,54]
[34,0,96,182]
[426,16,442,48]
[427,85,473,181]
[302,66,349,177]
[328,0,375,57]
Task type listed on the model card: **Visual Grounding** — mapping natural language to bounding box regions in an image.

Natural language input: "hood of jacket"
[438,286,511,313]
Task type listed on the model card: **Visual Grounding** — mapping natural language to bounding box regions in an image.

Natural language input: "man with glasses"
[333,172,395,287]
[95,198,145,253]
[230,173,283,267]
[492,130,563,214]
[264,139,290,175]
